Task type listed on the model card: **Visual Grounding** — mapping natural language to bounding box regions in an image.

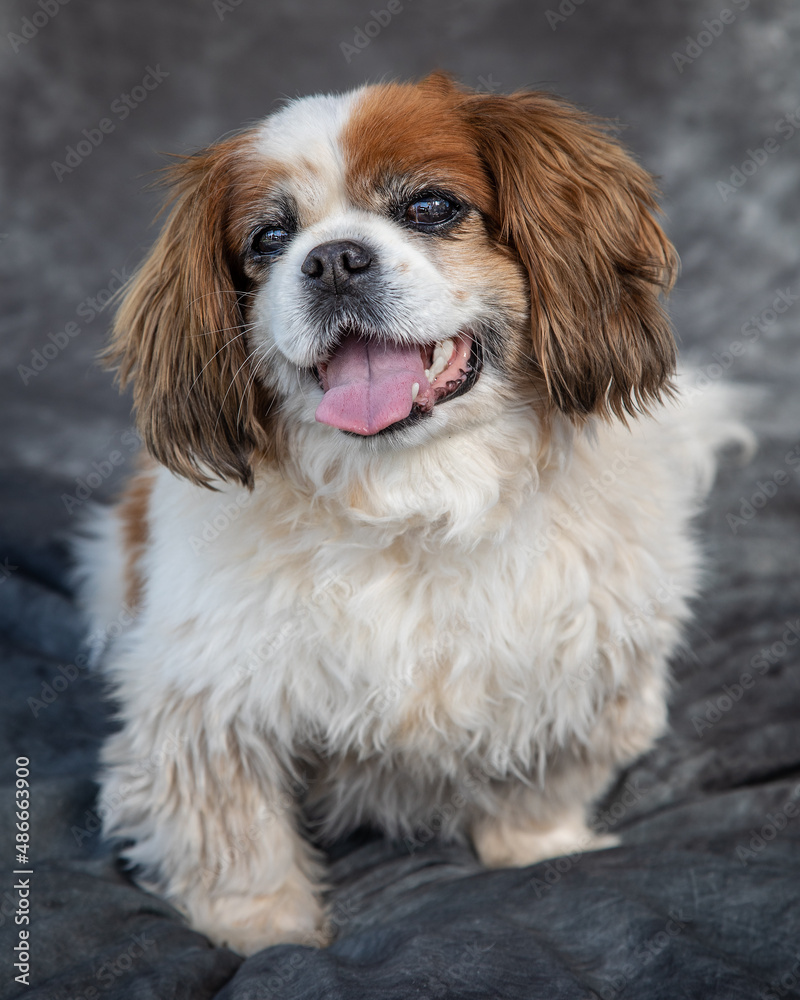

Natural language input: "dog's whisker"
[187,289,257,309]
[235,346,269,426]
[185,329,253,400]
[191,320,259,339]
[214,344,264,432]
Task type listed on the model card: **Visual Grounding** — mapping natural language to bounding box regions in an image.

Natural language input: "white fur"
[253,90,358,196]
[72,503,132,663]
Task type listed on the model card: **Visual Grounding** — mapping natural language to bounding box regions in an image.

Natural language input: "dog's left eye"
[252,226,291,257]
[404,195,460,228]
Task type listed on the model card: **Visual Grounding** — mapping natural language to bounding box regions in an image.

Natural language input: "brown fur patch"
[342,75,496,215]
[105,134,285,489]
[457,82,678,419]
[116,459,156,608]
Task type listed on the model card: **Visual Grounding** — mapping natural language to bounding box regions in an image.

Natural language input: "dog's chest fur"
[104,407,706,807]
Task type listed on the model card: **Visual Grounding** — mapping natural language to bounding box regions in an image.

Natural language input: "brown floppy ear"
[105,140,272,488]
[461,89,678,419]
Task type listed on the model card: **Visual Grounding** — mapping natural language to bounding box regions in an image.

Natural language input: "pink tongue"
[315,334,427,435]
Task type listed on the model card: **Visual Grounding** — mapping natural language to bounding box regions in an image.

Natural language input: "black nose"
[301,240,372,294]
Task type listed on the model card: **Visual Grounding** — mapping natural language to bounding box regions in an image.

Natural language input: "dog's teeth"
[428,338,455,381]
[411,382,419,402]
[424,368,434,384]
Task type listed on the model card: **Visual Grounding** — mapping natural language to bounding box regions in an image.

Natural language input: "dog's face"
[246,85,525,445]
[109,74,678,487]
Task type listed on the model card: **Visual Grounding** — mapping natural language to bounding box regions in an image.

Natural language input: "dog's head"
[108,74,677,487]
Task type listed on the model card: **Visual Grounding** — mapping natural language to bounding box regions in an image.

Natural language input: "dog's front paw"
[472,811,618,868]
[182,876,330,955]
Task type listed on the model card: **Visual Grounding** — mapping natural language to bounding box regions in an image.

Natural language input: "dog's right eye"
[252,226,291,257]
[403,193,461,229]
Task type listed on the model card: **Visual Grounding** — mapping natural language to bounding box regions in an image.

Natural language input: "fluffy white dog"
[79,74,739,954]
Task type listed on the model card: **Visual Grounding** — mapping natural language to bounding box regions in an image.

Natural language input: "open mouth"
[314,330,481,436]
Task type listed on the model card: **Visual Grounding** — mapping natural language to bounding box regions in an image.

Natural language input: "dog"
[78,73,738,955]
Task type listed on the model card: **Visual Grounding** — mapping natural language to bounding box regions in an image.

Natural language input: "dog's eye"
[252,226,291,257]
[404,195,460,228]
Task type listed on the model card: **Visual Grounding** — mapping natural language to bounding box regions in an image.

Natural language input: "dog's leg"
[470,683,665,869]
[471,802,617,868]
[99,695,326,955]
